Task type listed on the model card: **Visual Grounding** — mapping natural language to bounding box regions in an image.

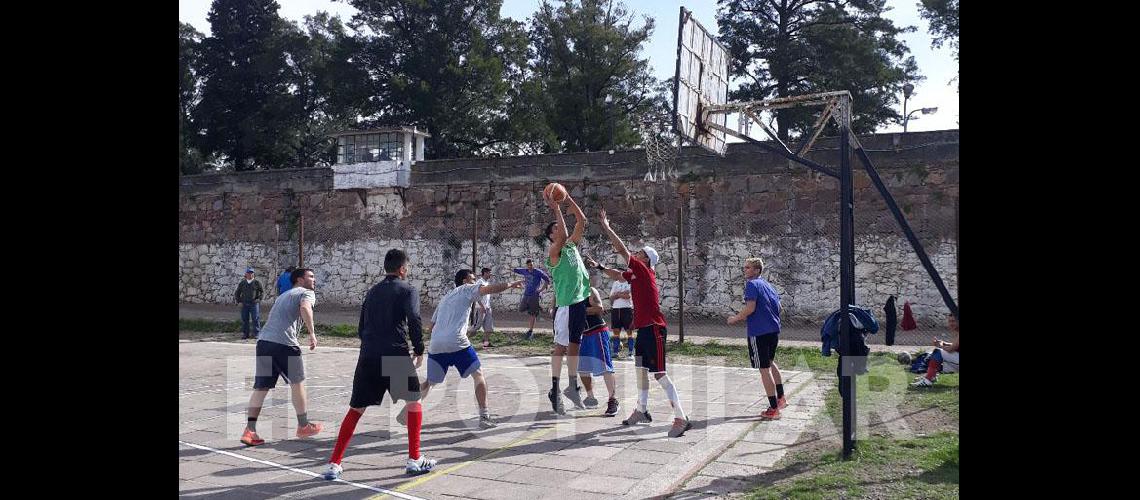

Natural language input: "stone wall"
[179,130,959,324]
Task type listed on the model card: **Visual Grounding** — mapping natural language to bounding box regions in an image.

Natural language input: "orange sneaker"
[296,422,323,438]
[777,396,788,409]
[240,428,265,446]
[760,407,781,420]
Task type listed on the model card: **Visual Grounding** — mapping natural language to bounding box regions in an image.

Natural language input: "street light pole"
[605,94,615,151]
[904,107,939,132]
[902,83,914,133]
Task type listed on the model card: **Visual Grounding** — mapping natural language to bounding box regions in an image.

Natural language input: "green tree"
[180,22,206,174]
[918,0,958,85]
[527,0,656,153]
[717,0,920,140]
[196,0,296,170]
[345,0,531,158]
[283,13,371,168]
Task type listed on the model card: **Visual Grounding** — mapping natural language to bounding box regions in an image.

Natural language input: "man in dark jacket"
[884,295,898,345]
[235,267,264,339]
[321,249,437,480]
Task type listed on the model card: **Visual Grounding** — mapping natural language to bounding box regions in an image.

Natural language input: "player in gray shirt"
[400,269,521,428]
[240,268,323,446]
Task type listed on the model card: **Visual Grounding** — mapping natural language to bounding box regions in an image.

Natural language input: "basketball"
[543,182,567,202]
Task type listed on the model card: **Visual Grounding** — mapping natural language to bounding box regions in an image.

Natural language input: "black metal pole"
[677,193,685,343]
[839,115,856,460]
[854,146,958,319]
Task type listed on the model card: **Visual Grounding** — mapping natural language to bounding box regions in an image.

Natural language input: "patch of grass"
[756,353,958,499]
[747,433,959,500]
[317,323,358,338]
[179,318,241,332]
[178,318,358,338]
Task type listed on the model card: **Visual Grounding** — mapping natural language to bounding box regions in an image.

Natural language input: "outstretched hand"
[509,280,524,289]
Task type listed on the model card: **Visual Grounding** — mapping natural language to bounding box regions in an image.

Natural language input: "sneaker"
[396,405,409,426]
[777,396,788,409]
[622,409,652,425]
[524,330,534,340]
[604,398,620,417]
[296,422,323,438]
[321,463,342,480]
[479,413,498,428]
[627,352,635,361]
[668,418,693,438]
[563,385,585,409]
[911,377,934,387]
[240,428,265,446]
[583,395,599,409]
[406,456,438,476]
[760,407,781,420]
[548,388,566,415]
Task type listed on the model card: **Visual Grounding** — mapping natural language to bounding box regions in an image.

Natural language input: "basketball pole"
[837,97,857,460]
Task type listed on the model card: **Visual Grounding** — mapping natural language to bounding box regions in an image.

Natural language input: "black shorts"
[634,324,667,373]
[349,354,422,408]
[748,334,779,369]
[610,308,633,331]
[519,295,542,316]
[253,340,305,389]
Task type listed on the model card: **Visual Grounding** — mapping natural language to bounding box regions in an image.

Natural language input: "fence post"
[677,187,686,343]
[298,214,304,267]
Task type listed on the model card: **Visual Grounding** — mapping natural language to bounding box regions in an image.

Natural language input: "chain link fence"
[180,146,957,347]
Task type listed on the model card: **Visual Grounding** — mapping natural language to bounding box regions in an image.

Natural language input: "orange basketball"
[544,182,567,202]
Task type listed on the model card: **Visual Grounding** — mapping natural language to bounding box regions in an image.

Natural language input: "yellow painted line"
[367,424,562,500]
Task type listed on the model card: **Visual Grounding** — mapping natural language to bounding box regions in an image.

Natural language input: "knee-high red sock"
[925,359,942,381]
[329,409,363,465]
[406,401,423,460]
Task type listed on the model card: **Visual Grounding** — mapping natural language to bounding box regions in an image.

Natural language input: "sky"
[179,0,958,134]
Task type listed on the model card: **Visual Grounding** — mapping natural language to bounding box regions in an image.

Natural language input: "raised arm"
[479,280,524,296]
[565,195,588,244]
[546,193,568,265]
[583,255,625,281]
[597,209,631,264]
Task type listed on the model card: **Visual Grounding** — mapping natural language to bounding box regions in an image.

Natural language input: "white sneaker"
[479,413,498,428]
[911,377,933,387]
[406,456,438,476]
[321,463,343,480]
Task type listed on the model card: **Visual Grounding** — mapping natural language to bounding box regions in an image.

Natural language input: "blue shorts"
[427,346,481,384]
[578,328,615,376]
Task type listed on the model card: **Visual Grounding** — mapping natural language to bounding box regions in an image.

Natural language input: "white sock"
[657,375,686,420]
[637,389,649,412]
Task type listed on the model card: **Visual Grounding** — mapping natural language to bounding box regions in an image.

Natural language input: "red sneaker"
[777,396,788,409]
[296,422,323,438]
[240,428,265,446]
[760,407,781,420]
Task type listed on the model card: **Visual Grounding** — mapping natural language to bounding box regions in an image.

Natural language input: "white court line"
[180,390,352,425]
[178,440,426,500]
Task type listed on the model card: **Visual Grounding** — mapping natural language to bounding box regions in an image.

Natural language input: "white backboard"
[673,7,730,156]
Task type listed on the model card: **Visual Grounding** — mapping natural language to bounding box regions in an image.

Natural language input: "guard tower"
[330,126,430,189]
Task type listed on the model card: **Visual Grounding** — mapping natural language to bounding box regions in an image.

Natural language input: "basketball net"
[640,121,678,182]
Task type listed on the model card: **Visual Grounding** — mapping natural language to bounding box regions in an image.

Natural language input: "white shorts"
[554,306,569,346]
